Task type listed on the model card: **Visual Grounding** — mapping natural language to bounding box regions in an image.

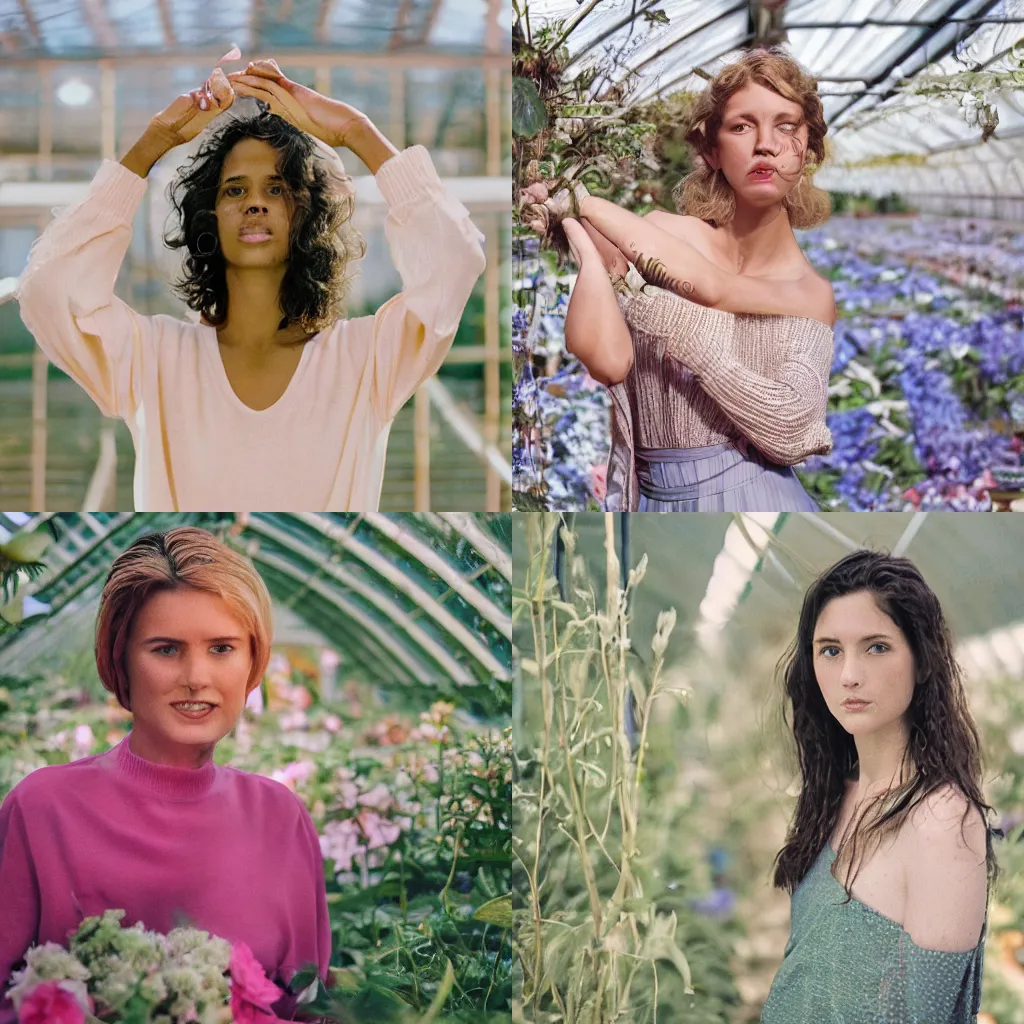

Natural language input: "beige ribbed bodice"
[604,269,835,511]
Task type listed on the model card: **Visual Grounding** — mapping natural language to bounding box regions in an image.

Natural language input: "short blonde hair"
[95,526,273,710]
[674,47,831,229]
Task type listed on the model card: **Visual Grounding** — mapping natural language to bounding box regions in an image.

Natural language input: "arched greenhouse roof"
[514,512,1024,680]
[0,512,511,706]
[524,0,1024,199]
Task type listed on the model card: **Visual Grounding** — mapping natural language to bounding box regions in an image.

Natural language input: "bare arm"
[563,219,633,387]
[578,194,830,320]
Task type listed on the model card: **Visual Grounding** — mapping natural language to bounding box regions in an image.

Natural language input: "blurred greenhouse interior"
[0,0,512,512]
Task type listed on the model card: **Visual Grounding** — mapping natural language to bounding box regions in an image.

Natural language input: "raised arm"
[562,219,633,386]
[15,63,240,420]
[230,61,485,420]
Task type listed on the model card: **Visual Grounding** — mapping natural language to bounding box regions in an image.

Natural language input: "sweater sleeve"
[622,288,834,466]
[366,146,486,422]
[0,790,41,1024]
[14,160,151,421]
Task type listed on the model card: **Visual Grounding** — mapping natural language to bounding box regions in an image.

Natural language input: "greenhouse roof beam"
[247,549,416,683]
[81,0,118,49]
[785,16,1024,30]
[634,37,756,103]
[244,516,477,684]
[828,0,1005,129]
[15,514,137,605]
[156,0,176,47]
[797,512,860,552]
[619,2,751,79]
[298,513,507,679]
[363,513,512,640]
[576,0,747,65]
[316,0,335,42]
[15,0,41,48]
[433,513,512,581]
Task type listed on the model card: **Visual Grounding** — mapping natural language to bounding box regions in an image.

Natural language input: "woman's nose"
[246,204,267,213]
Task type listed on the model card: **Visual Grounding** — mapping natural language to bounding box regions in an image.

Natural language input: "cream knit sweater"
[16,145,486,511]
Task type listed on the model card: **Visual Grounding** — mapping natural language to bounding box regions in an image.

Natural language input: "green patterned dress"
[761,841,987,1024]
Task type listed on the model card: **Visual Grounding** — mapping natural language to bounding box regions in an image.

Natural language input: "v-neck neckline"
[203,323,322,415]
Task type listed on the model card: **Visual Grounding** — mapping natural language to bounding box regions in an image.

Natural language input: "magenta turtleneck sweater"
[0,734,330,1021]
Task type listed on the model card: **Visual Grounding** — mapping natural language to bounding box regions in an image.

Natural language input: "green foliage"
[512,514,740,1023]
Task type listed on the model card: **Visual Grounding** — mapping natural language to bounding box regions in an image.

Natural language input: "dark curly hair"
[163,107,365,332]
[772,550,998,901]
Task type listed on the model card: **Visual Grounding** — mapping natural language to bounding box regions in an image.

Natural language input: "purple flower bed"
[513,217,1024,511]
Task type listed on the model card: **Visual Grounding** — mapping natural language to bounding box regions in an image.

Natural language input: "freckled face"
[812,590,916,736]
[708,81,809,206]
[124,587,253,759]
[215,137,293,267]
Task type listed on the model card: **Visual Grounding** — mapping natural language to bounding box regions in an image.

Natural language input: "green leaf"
[472,893,512,928]
[0,530,50,565]
[513,77,548,139]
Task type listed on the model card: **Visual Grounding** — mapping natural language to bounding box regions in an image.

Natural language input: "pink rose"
[230,942,284,1024]
[18,982,86,1024]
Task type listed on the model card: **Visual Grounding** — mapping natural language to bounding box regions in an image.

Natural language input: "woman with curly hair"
[762,550,996,1023]
[16,56,485,511]
[524,47,835,511]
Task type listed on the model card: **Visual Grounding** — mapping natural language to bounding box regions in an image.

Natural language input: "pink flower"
[980,467,997,490]
[359,809,401,850]
[230,942,283,1024]
[18,982,86,1024]
[357,783,394,812]
[338,780,359,809]
[320,818,362,871]
[322,714,342,733]
[591,463,607,503]
[901,486,921,508]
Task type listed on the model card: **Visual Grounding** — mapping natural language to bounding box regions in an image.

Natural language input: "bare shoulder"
[642,209,708,241]
[908,784,987,855]
[787,268,836,330]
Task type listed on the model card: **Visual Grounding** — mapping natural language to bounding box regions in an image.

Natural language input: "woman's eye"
[819,646,839,658]
[211,644,235,654]
[153,645,177,656]
[269,185,283,196]
[225,186,243,196]
[868,643,889,654]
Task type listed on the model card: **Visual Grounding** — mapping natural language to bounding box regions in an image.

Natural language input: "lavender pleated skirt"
[634,442,820,512]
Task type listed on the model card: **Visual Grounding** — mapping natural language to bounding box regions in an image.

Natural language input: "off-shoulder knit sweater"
[605,271,834,511]
[15,146,486,512]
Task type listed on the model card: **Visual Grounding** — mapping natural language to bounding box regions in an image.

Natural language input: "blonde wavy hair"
[674,47,831,229]
[95,527,273,711]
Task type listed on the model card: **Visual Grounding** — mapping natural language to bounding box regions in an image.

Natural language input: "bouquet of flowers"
[5,910,304,1024]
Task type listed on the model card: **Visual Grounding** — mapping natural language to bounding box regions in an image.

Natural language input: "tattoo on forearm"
[634,251,695,298]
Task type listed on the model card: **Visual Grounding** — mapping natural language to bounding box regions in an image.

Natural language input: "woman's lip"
[240,232,272,243]
[842,700,870,710]
[750,168,774,177]
[171,703,217,720]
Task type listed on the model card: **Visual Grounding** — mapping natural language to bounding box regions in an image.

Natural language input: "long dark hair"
[772,549,997,901]
[163,107,365,332]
